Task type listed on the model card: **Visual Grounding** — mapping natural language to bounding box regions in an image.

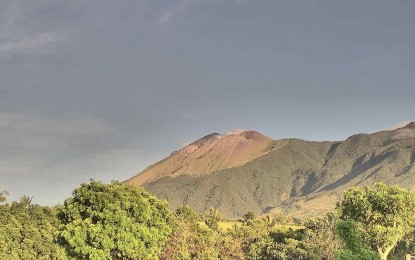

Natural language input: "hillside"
[126,131,273,185]
[126,122,415,218]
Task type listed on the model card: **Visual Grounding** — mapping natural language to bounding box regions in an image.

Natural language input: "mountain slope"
[126,123,415,218]
[127,131,274,185]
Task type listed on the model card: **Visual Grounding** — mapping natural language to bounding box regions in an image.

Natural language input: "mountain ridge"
[126,122,415,218]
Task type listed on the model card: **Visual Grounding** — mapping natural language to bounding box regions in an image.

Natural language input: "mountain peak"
[239,130,266,139]
[127,130,274,185]
[188,133,222,146]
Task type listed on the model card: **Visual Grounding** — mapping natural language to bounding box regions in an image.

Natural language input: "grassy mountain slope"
[126,123,415,218]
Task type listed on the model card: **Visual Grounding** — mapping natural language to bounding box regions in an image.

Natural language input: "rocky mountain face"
[126,122,415,218]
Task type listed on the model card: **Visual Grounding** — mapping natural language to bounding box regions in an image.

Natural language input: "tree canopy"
[338,183,415,260]
[335,220,378,260]
[0,196,66,260]
[56,180,173,259]
[3,180,415,259]
[304,212,341,260]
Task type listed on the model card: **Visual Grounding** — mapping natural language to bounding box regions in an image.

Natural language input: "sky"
[0,0,414,204]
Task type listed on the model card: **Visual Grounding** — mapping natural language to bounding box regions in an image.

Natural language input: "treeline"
[1,182,415,259]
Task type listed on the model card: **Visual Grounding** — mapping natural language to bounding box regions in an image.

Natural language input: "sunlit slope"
[127,122,415,218]
[127,131,274,185]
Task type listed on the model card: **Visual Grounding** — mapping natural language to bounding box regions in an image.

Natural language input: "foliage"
[265,237,319,260]
[0,197,66,260]
[334,220,378,260]
[274,215,292,225]
[160,219,218,259]
[3,181,415,260]
[215,230,245,259]
[0,188,8,203]
[242,211,258,222]
[338,183,415,260]
[237,218,318,259]
[161,207,244,259]
[56,180,173,259]
[389,234,415,259]
[292,218,303,226]
[304,212,341,260]
[239,220,272,258]
[262,215,277,231]
[204,208,222,230]
[174,205,198,223]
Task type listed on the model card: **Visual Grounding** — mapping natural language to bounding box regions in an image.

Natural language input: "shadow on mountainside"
[321,150,395,192]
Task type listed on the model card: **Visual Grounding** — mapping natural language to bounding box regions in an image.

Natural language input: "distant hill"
[126,122,415,218]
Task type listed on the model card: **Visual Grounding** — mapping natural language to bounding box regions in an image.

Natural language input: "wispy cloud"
[226,128,249,136]
[157,0,195,27]
[0,3,64,57]
[0,32,62,55]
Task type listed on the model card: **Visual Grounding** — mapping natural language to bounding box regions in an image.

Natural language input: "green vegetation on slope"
[135,123,415,218]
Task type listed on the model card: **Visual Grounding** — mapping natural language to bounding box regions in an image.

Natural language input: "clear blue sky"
[1,0,414,204]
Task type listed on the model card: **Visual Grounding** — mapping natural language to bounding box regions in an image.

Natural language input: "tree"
[239,219,272,259]
[0,189,8,203]
[266,237,319,260]
[0,196,66,259]
[304,212,341,260]
[160,216,219,259]
[242,211,258,222]
[174,205,198,223]
[56,180,173,259]
[240,220,319,260]
[262,215,276,230]
[204,208,222,230]
[338,183,415,260]
[335,220,378,260]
